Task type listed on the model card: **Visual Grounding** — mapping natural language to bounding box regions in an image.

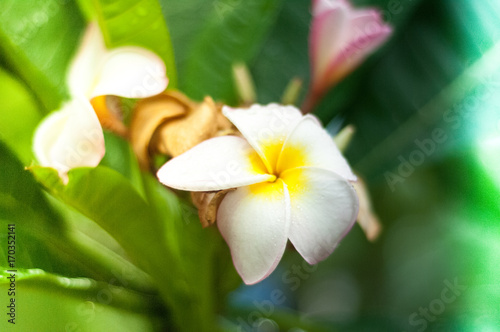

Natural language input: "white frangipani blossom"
[33,97,105,182]
[67,22,168,100]
[33,22,168,179]
[157,104,359,284]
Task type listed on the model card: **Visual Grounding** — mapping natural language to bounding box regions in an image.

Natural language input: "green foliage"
[100,132,145,196]
[0,141,140,286]
[0,141,63,238]
[178,0,284,104]
[0,0,84,111]
[30,165,214,330]
[29,166,174,279]
[0,269,162,331]
[89,0,178,88]
[0,68,42,165]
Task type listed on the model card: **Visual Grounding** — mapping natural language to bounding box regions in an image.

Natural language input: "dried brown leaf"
[192,189,235,228]
[130,91,192,168]
[153,97,219,157]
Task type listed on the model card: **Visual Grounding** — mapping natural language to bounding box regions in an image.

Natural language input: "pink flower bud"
[304,0,392,112]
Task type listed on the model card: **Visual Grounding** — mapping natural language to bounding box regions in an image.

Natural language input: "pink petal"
[306,0,392,112]
[281,167,359,264]
[157,135,274,192]
[217,180,290,284]
[277,115,356,181]
[310,3,349,80]
[322,9,392,88]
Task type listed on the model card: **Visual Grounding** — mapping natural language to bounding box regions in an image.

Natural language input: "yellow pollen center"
[250,140,307,180]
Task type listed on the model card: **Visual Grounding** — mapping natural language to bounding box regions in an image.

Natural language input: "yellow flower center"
[248,139,308,197]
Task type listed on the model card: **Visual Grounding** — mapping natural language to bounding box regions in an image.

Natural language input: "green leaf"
[90,0,177,88]
[0,67,42,165]
[29,165,197,330]
[142,174,234,331]
[0,141,145,286]
[100,132,145,197]
[181,0,284,104]
[161,0,217,81]
[0,0,84,111]
[0,140,63,238]
[0,268,164,331]
[30,166,170,274]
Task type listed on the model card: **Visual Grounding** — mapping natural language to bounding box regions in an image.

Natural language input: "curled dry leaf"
[191,189,236,228]
[130,91,234,169]
[130,91,190,168]
[153,97,229,157]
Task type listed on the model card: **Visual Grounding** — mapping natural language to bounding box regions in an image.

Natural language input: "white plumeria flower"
[157,104,359,284]
[33,22,168,179]
[67,22,168,100]
[33,97,105,183]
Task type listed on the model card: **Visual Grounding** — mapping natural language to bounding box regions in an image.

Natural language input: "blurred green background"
[1,0,499,331]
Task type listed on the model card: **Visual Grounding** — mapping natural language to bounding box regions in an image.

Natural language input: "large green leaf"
[181,0,284,104]
[141,176,214,328]
[0,0,84,111]
[0,269,163,331]
[30,166,172,276]
[161,0,217,82]
[0,67,41,165]
[29,165,209,330]
[142,173,241,330]
[0,141,149,287]
[100,132,145,197]
[90,0,177,88]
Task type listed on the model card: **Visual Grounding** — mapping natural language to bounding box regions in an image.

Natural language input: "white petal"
[222,104,303,173]
[67,22,107,97]
[276,115,356,181]
[90,46,168,99]
[33,97,105,179]
[157,135,274,192]
[217,180,290,284]
[280,167,359,264]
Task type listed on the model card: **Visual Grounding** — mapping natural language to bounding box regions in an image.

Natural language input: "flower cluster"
[32,0,390,284]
